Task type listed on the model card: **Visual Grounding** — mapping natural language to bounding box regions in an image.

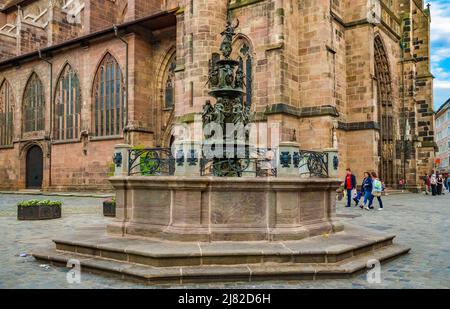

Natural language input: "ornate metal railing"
[200,148,278,177]
[125,147,330,178]
[298,150,329,178]
[128,148,175,176]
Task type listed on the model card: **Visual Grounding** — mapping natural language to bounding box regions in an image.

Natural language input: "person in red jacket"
[344,169,357,208]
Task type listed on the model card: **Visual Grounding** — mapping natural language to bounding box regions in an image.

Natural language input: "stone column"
[174,140,202,176]
[324,148,339,178]
[113,144,131,177]
[277,142,300,177]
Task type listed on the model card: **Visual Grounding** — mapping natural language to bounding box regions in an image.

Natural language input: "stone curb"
[0,191,114,199]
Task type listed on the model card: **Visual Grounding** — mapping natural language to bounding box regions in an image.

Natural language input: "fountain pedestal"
[32,20,410,285]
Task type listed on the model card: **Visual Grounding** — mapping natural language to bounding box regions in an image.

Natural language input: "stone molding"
[229,0,267,11]
[264,103,340,119]
[338,121,381,132]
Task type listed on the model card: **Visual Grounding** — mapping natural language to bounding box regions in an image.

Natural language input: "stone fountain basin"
[107,176,343,242]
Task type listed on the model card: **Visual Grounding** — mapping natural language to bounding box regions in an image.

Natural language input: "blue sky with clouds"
[430,0,450,110]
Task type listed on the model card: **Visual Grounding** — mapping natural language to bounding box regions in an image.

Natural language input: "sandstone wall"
[0,0,437,190]
[0,38,120,190]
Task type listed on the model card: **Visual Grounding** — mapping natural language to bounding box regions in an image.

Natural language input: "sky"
[430,0,450,110]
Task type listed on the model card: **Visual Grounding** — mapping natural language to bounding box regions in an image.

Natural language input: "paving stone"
[0,193,449,288]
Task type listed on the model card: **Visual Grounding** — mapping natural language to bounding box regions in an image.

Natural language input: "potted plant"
[103,197,116,217]
[17,200,62,221]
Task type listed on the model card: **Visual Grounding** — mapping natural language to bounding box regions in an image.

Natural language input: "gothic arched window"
[23,73,45,133]
[165,56,176,109]
[235,42,253,107]
[54,64,82,141]
[93,53,125,137]
[0,80,14,146]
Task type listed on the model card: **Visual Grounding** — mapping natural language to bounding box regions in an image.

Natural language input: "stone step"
[383,190,411,196]
[33,244,410,284]
[48,225,397,268]
[32,224,410,284]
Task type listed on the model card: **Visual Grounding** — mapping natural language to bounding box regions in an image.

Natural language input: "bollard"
[277,142,300,177]
[113,144,131,177]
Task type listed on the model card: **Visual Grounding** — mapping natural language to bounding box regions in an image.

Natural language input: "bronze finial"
[220,19,240,59]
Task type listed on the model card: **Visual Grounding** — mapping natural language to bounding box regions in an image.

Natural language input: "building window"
[165,56,176,109]
[54,64,82,141]
[0,80,14,146]
[237,43,253,107]
[93,53,125,137]
[23,73,45,133]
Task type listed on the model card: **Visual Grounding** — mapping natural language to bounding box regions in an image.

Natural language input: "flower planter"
[18,205,62,221]
[103,201,116,217]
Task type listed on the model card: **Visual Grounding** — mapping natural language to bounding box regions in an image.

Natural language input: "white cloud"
[430,47,450,63]
[435,80,450,89]
[430,1,450,44]
[430,0,450,106]
[433,67,450,79]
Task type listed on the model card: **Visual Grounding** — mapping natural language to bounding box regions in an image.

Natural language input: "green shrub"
[17,200,62,207]
[132,145,162,176]
[140,153,162,176]
[107,161,116,177]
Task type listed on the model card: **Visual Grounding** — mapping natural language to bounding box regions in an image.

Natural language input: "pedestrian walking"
[444,175,449,193]
[353,176,367,208]
[430,172,438,196]
[423,174,431,195]
[369,172,384,211]
[437,174,444,196]
[362,172,373,210]
[343,169,357,208]
[399,178,406,191]
[447,176,450,193]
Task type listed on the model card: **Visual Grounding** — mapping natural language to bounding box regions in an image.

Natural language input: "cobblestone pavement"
[0,192,448,289]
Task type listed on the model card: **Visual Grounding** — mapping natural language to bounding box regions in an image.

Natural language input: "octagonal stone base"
[32,177,411,285]
[32,224,410,284]
[107,176,344,242]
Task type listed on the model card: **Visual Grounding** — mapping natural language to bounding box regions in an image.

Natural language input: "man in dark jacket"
[344,169,357,208]
[423,174,431,195]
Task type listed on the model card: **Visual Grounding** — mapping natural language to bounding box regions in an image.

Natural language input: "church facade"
[0,0,436,191]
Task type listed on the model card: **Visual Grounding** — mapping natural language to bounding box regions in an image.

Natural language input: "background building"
[435,98,450,173]
[0,0,436,191]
